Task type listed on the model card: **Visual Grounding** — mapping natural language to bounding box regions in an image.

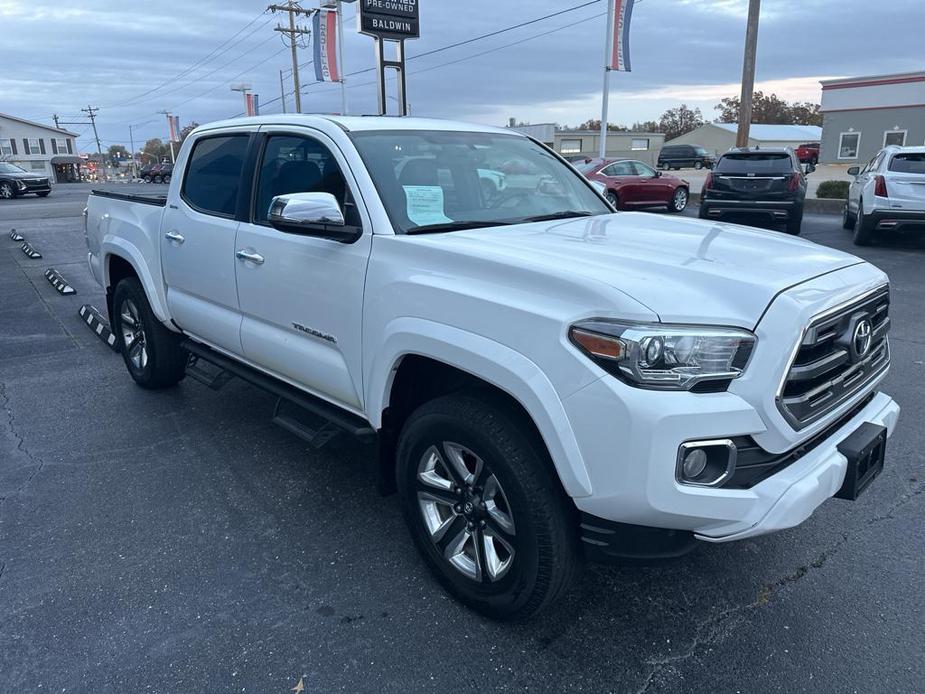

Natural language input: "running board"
[181,340,376,440]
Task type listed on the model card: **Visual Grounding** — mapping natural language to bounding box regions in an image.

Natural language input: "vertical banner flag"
[245,93,260,116]
[313,8,341,82]
[167,114,180,142]
[608,0,636,71]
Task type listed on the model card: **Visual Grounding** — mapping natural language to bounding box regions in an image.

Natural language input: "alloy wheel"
[673,188,688,211]
[119,298,148,371]
[416,442,516,583]
[606,191,618,208]
[0,183,13,199]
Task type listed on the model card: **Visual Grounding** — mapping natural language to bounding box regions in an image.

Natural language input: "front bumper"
[701,198,801,220]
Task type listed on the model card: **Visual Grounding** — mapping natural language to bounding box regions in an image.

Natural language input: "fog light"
[676,439,737,487]
[681,449,708,478]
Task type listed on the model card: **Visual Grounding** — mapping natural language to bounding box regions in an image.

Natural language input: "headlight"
[569,320,756,391]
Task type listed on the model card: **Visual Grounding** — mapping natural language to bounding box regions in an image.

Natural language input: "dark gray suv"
[657,144,715,170]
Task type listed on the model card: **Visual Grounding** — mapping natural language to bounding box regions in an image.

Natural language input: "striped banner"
[313,8,341,83]
[167,114,180,142]
[608,0,635,72]
[245,93,260,116]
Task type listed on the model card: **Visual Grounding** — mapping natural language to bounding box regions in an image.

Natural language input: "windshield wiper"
[518,210,596,223]
[406,220,514,235]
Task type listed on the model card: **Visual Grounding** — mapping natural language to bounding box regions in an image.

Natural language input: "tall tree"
[178,122,200,145]
[716,92,822,125]
[658,104,704,141]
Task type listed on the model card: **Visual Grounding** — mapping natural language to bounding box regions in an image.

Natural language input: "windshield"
[716,153,792,174]
[0,162,27,174]
[573,160,602,173]
[350,130,611,234]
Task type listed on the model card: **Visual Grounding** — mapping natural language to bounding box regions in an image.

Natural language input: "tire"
[153,175,163,184]
[162,174,171,184]
[0,181,16,199]
[785,209,803,235]
[396,393,581,621]
[842,202,855,230]
[606,190,619,209]
[698,204,710,219]
[852,199,877,246]
[694,161,704,170]
[668,187,688,213]
[37,192,50,198]
[112,277,186,389]
[810,156,818,166]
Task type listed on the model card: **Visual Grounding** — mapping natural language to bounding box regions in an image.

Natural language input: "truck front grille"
[777,285,890,430]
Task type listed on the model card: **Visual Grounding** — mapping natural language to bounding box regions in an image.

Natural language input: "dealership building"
[509,123,666,166]
[0,113,81,182]
[819,71,925,164]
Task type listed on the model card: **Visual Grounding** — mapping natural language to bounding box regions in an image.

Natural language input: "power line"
[101,10,272,109]
[169,46,289,111]
[245,0,604,115]
[269,1,314,114]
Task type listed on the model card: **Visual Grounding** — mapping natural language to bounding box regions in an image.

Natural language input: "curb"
[688,193,844,215]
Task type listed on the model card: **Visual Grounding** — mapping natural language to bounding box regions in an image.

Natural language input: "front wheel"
[694,161,704,170]
[162,174,171,184]
[396,393,581,620]
[842,202,855,230]
[112,277,187,389]
[0,182,16,199]
[37,192,50,198]
[853,200,878,246]
[668,187,688,213]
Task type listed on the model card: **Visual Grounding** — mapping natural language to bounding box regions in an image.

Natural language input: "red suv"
[795,143,820,165]
[575,158,689,212]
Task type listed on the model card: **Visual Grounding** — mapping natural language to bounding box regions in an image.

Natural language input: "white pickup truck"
[85,115,900,620]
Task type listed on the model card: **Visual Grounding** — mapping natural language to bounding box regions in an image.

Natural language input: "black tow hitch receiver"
[835,422,887,501]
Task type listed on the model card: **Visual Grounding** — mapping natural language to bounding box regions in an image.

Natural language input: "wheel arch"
[367,318,594,499]
[102,243,171,325]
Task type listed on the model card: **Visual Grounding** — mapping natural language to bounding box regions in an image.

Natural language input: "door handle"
[165,230,185,244]
[235,249,265,265]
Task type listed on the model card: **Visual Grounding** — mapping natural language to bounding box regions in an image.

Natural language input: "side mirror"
[847,166,860,177]
[654,170,662,178]
[804,163,816,174]
[267,192,360,243]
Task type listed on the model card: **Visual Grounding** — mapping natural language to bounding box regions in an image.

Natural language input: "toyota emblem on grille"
[853,319,873,358]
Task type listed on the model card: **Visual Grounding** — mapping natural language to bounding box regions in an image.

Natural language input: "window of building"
[883,130,907,147]
[55,138,69,153]
[181,135,249,217]
[837,132,860,159]
[560,139,582,155]
[0,139,12,156]
[630,138,649,151]
[27,138,41,155]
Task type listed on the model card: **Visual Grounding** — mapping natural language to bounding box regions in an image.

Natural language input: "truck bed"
[90,189,167,206]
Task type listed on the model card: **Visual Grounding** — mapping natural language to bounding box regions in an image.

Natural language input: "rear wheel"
[785,209,803,235]
[853,200,878,246]
[162,174,171,184]
[668,187,688,213]
[694,161,704,170]
[396,393,581,621]
[606,190,619,209]
[112,277,186,389]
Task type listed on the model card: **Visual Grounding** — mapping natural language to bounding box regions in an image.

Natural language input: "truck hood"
[434,212,864,327]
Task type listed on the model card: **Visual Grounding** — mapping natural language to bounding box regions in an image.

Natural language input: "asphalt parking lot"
[1,184,923,693]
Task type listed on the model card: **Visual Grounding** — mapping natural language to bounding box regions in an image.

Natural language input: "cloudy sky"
[2,0,922,153]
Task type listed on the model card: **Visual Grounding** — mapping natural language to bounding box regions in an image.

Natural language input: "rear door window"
[182,135,249,217]
[715,153,792,175]
[889,153,925,174]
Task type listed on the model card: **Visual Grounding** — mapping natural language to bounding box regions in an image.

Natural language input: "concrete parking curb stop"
[78,304,119,351]
[688,193,845,215]
[20,241,42,259]
[44,268,76,295]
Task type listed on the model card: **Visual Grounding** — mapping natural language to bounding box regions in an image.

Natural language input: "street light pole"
[599,0,616,159]
[736,0,761,148]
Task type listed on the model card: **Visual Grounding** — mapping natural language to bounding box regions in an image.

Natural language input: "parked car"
[0,162,51,199]
[795,142,820,165]
[138,163,158,183]
[153,163,174,184]
[699,147,810,234]
[576,158,688,212]
[657,144,715,170]
[85,116,898,620]
[843,145,925,246]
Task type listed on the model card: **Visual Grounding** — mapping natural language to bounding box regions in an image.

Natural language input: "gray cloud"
[1,0,921,150]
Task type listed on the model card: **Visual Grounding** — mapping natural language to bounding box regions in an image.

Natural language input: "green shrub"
[816,180,849,199]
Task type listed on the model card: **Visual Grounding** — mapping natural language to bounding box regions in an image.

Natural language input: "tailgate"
[887,153,925,210]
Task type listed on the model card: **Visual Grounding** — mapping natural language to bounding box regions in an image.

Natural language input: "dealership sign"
[358,0,420,40]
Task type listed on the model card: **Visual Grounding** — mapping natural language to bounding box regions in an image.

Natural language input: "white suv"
[844,145,925,245]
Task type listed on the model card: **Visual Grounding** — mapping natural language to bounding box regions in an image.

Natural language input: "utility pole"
[279,70,288,113]
[81,106,106,181]
[128,124,140,179]
[268,1,312,113]
[736,0,761,148]
[157,110,176,164]
[336,0,347,115]
[52,114,60,129]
